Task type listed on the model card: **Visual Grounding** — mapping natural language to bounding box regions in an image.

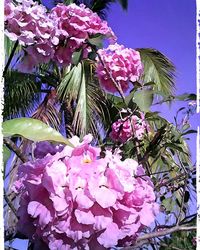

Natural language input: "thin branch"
[5,230,27,242]
[3,138,28,163]
[4,189,18,219]
[134,168,173,178]
[90,45,126,101]
[123,225,196,249]
[180,213,197,224]
[3,41,19,77]
[176,177,188,225]
[155,172,186,190]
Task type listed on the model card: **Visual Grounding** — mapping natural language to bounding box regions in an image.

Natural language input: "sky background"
[7,0,198,249]
[107,0,198,161]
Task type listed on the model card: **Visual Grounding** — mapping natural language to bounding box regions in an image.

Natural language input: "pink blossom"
[110,112,149,143]
[5,1,116,71]
[14,135,159,249]
[49,3,116,66]
[96,43,143,93]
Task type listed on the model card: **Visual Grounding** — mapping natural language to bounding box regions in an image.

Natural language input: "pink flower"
[49,3,116,66]
[5,2,116,71]
[110,112,149,143]
[96,43,143,93]
[14,135,159,249]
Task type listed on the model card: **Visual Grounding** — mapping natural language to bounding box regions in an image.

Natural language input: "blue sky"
[107,0,198,160]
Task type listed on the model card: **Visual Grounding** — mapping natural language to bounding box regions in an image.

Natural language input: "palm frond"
[4,71,41,119]
[64,0,127,19]
[32,90,61,131]
[137,48,176,97]
[57,61,109,138]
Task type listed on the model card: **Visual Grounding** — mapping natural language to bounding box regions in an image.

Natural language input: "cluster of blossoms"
[5,0,116,72]
[96,44,143,93]
[110,111,150,143]
[14,135,159,249]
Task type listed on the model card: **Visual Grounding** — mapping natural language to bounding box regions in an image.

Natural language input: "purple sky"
[108,0,198,160]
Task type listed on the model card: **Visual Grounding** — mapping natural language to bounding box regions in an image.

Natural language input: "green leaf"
[137,48,176,97]
[162,198,176,212]
[2,118,74,147]
[143,81,156,87]
[132,89,153,112]
[63,0,74,5]
[175,93,196,101]
[72,49,83,65]
[87,34,104,48]
[182,124,190,131]
[165,143,188,155]
[182,130,197,136]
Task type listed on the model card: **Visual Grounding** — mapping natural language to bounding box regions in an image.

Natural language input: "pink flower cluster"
[50,3,116,66]
[5,1,116,72]
[5,0,55,72]
[96,43,143,93]
[14,135,159,249]
[110,112,149,143]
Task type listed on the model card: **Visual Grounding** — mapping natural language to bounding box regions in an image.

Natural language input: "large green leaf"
[2,118,74,147]
[137,48,176,97]
[133,89,153,112]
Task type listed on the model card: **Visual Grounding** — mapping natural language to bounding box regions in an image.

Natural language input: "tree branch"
[122,225,196,249]
[4,189,18,219]
[90,45,126,101]
[3,138,28,163]
[3,40,19,77]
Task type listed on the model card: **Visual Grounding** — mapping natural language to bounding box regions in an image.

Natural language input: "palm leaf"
[4,71,41,119]
[91,0,128,19]
[137,48,176,97]
[32,90,61,131]
[63,0,128,19]
[57,61,109,138]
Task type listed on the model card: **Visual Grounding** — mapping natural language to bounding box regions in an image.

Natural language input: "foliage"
[160,230,196,249]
